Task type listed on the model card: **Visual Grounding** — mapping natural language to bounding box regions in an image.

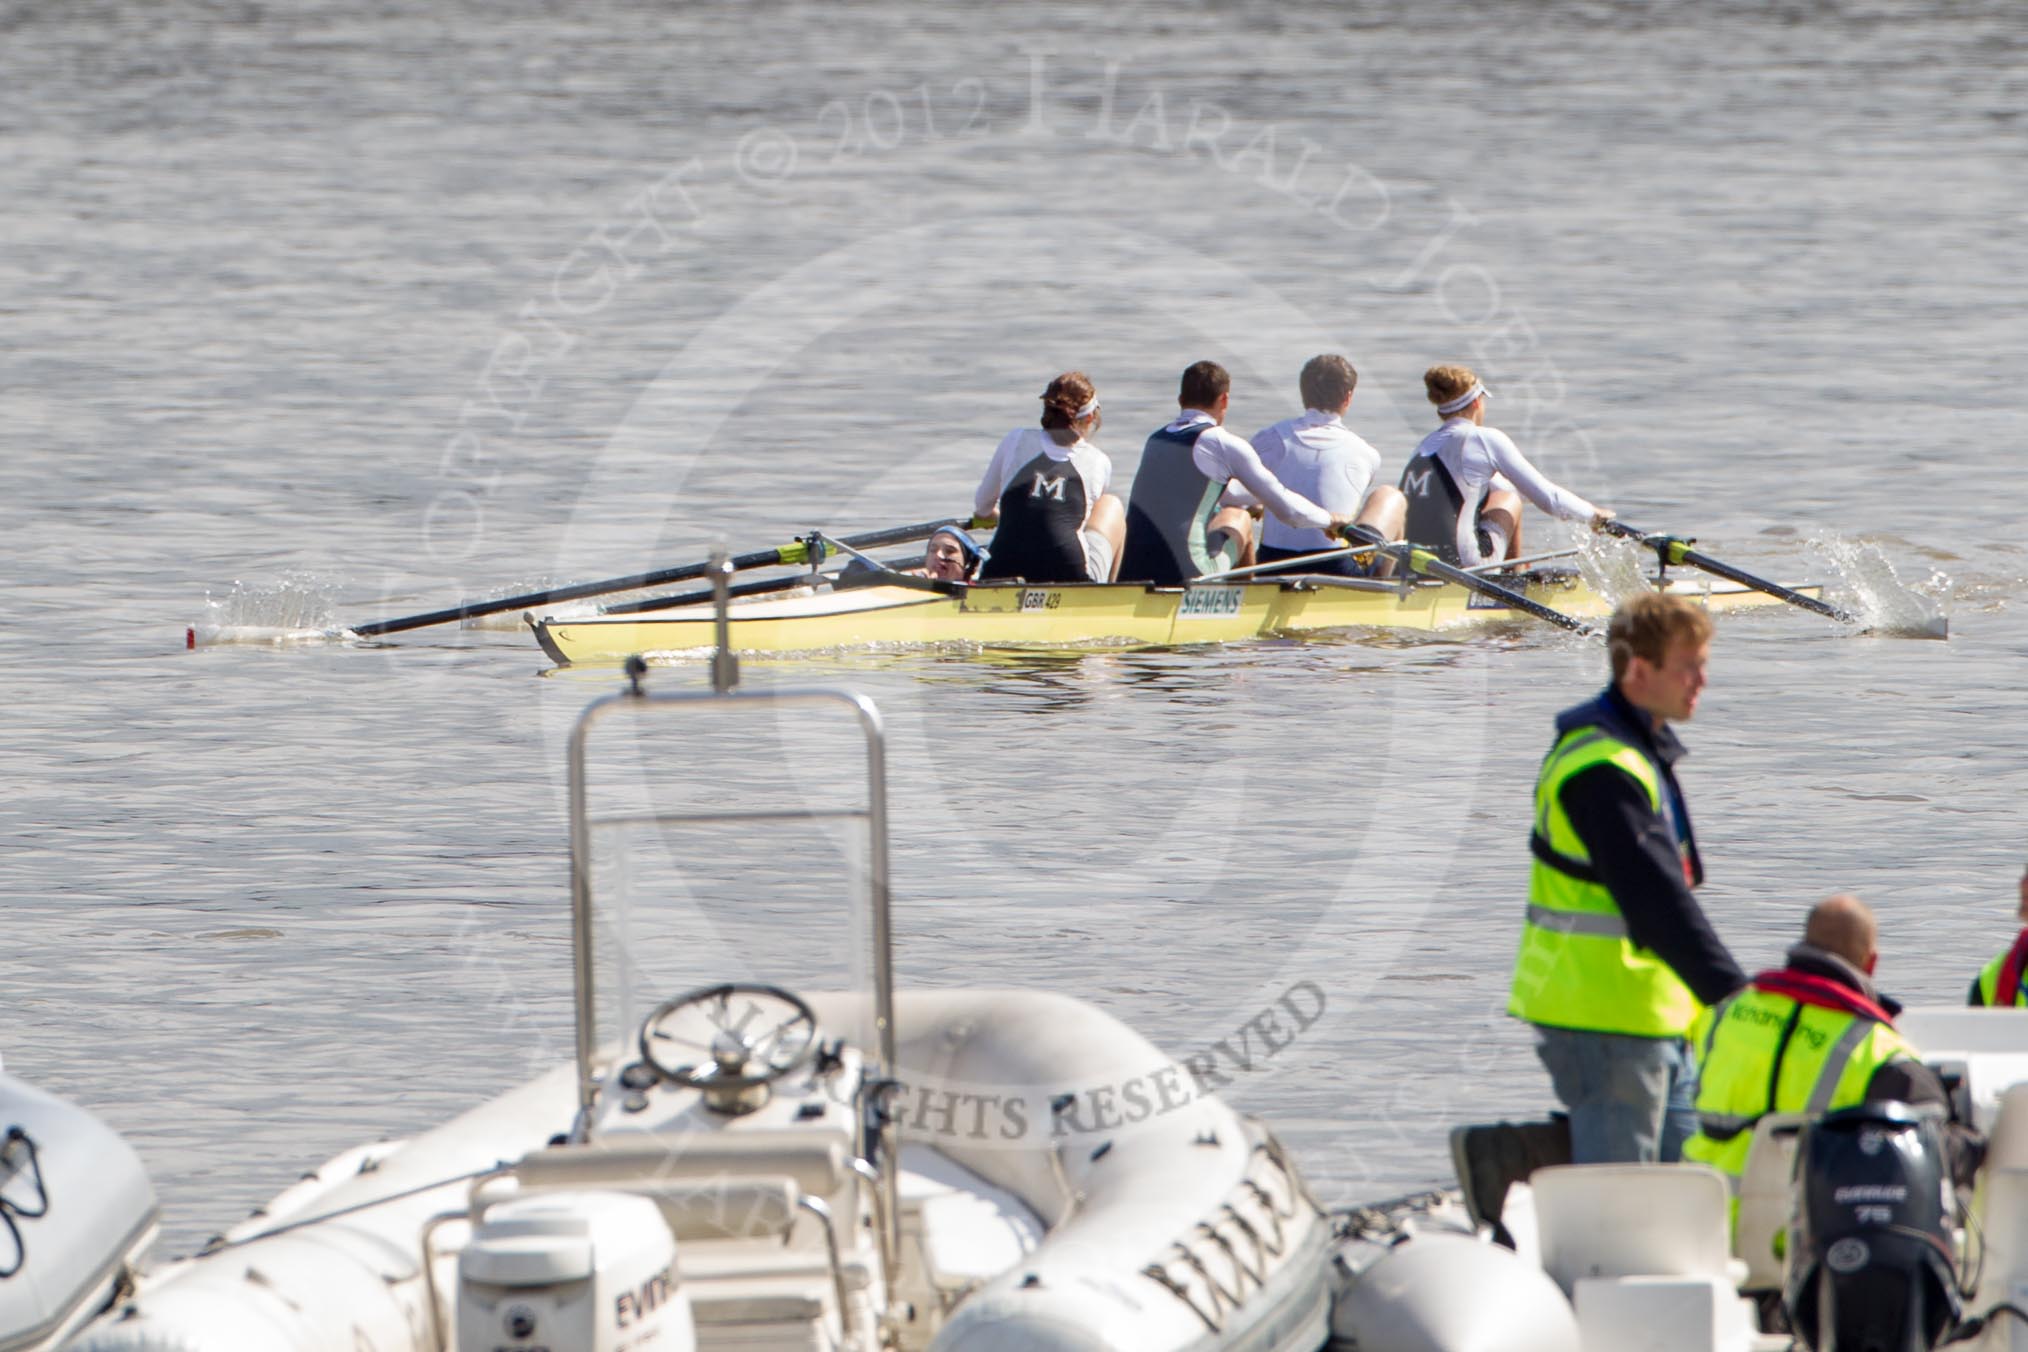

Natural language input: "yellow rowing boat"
[531,568,1818,665]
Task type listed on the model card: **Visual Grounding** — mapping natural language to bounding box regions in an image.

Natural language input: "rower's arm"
[973,432,1022,520]
[1219,478,1263,512]
[1208,431,1330,530]
[1560,765,1747,1007]
[1484,428,1596,522]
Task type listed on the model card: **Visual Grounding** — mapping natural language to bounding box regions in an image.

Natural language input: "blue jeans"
[1534,1026,1699,1164]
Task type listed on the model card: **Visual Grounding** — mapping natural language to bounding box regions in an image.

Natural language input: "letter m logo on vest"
[1402,468,1434,497]
[1028,472,1068,502]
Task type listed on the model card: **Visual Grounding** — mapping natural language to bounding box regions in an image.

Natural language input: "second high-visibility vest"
[1682,970,1917,1182]
[1974,928,2028,1007]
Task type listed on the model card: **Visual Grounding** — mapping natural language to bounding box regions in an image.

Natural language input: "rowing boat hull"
[532,572,1818,665]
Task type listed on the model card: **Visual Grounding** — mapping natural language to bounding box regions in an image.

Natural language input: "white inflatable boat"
[32,669,1332,1352]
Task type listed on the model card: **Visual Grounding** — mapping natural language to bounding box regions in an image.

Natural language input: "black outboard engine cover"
[1786,1102,1960,1352]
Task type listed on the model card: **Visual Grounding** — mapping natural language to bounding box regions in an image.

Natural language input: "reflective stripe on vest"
[1524,904,1627,939]
[1695,1015,1876,1141]
[1681,983,1916,1182]
[1507,725,1700,1037]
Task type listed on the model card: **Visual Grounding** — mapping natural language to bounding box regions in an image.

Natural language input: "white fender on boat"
[1329,1232,1579,1352]
[69,1224,428,1352]
[71,1066,579,1352]
[855,990,1333,1352]
[0,1072,158,1352]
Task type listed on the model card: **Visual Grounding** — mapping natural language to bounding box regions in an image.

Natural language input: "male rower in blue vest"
[1509,591,1748,1164]
[1116,360,1357,586]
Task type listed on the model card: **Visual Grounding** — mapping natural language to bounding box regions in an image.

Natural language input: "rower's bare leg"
[1356,485,1407,579]
[1088,493,1127,581]
[1208,505,1256,569]
[1480,488,1524,563]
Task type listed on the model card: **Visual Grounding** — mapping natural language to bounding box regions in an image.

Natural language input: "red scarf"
[1995,927,2028,1007]
[1750,968,1896,1027]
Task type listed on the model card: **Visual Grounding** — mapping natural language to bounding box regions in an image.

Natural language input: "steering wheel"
[638,982,820,1090]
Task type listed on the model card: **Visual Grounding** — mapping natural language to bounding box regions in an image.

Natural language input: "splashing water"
[1574,533,1663,606]
[186,576,342,647]
[1807,533,1951,638]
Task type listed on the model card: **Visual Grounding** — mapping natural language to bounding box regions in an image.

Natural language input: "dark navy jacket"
[1551,685,1746,1008]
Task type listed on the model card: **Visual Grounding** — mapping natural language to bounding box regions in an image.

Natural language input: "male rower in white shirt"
[1399,363,1613,567]
[1248,354,1407,579]
[1117,360,1356,586]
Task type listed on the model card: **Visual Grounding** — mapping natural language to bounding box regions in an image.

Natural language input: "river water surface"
[4,0,2027,1255]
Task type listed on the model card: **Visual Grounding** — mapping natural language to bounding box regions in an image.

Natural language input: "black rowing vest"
[1398,450,1481,566]
[1117,422,1222,585]
[978,448,1091,583]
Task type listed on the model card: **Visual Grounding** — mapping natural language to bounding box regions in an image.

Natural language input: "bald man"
[1682,895,1963,1190]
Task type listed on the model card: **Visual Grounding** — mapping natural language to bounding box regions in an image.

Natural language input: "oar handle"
[1602,520,1856,624]
[1394,545,1601,637]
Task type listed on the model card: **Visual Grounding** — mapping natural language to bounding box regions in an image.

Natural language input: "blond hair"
[1424,363,1479,409]
[1607,593,1714,681]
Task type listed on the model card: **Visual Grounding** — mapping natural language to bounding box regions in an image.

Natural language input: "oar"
[351,518,964,637]
[598,570,829,617]
[1379,540,1601,637]
[1194,543,1381,582]
[1597,520,1857,624]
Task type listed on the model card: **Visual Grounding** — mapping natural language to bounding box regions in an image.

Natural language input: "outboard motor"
[1785,1103,1960,1352]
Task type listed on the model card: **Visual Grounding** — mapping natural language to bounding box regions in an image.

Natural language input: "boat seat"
[681,1237,877,1350]
[1536,1165,1756,1352]
[895,1143,1044,1296]
[1733,1113,1807,1291]
[682,1236,876,1292]
[498,1171,804,1242]
[508,1128,852,1198]
[1969,1084,2028,1307]
[1534,1164,1744,1295]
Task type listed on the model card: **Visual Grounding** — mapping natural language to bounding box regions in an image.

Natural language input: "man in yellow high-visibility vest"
[1509,592,1747,1164]
[1684,895,1957,1187]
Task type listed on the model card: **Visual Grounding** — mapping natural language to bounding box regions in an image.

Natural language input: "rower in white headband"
[1397,363,1614,568]
[1436,383,1488,417]
[969,371,1127,584]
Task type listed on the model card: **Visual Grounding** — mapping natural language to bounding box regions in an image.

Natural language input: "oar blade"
[1602,520,1948,638]
[1861,614,1950,641]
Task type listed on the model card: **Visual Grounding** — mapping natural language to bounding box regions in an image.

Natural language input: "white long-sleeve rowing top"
[1246,409,1384,553]
[1405,417,1595,565]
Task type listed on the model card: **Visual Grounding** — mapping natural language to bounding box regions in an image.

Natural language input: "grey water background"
[4,0,2026,1256]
